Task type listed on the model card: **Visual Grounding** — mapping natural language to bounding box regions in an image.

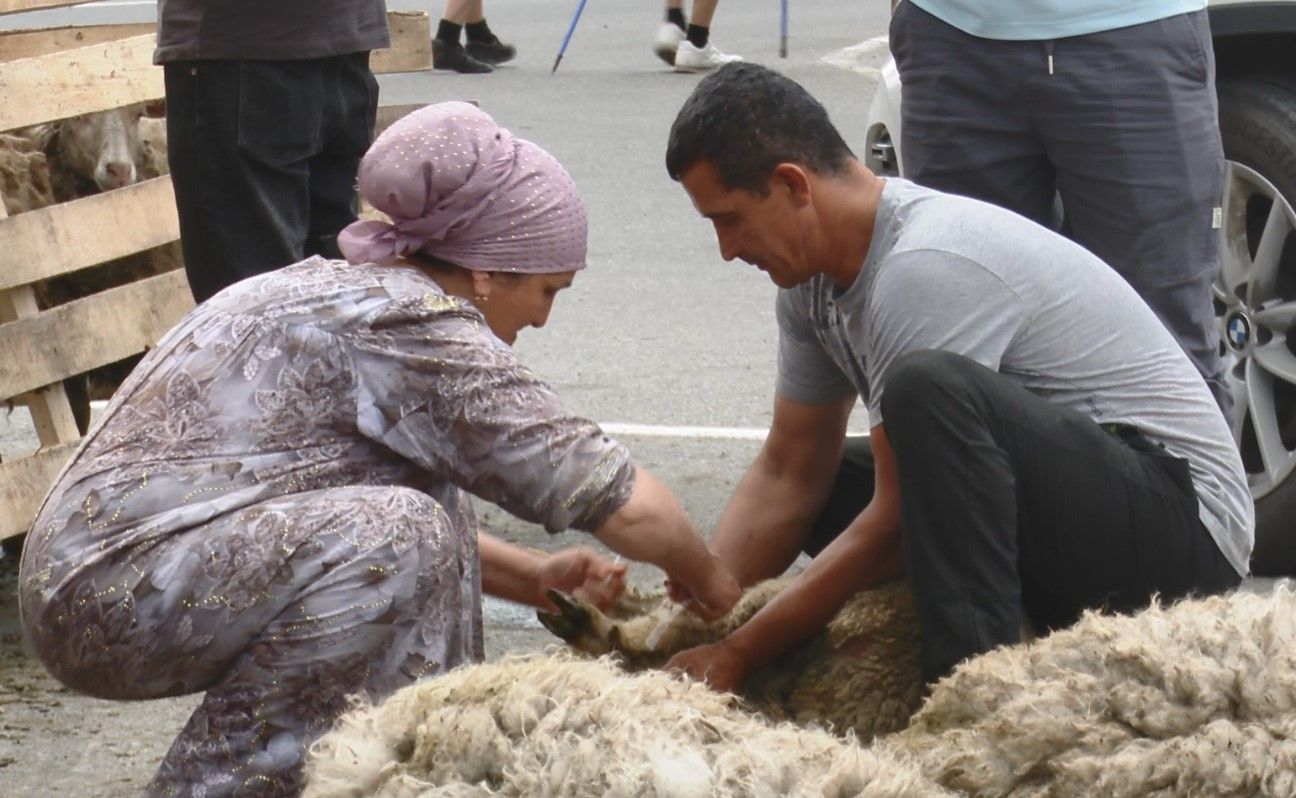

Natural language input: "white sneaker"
[673,40,743,72]
[653,22,686,66]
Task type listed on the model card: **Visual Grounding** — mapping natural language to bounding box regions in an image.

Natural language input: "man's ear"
[770,163,813,207]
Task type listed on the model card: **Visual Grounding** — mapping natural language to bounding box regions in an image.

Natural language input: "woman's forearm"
[594,467,713,582]
[478,532,544,607]
[594,466,740,617]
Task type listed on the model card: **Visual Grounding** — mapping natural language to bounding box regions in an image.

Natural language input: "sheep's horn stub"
[537,589,589,641]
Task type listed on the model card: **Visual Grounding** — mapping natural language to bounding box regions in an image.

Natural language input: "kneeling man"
[664,64,1252,686]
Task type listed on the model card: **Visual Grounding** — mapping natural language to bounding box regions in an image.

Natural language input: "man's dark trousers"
[805,351,1240,683]
[165,53,378,303]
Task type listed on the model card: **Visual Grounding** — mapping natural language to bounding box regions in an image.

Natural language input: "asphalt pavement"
[0,2,889,793]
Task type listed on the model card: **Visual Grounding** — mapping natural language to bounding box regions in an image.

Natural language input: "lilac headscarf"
[338,102,588,273]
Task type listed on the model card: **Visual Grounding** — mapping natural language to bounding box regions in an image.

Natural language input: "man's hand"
[666,639,748,693]
[535,546,626,612]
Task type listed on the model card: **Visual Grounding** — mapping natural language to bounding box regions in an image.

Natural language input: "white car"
[864,0,1296,575]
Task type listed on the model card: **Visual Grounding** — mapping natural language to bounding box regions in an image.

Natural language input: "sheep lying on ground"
[884,585,1296,797]
[304,653,950,798]
[538,576,925,742]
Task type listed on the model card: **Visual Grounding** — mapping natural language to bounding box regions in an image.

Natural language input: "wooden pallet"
[0,9,432,540]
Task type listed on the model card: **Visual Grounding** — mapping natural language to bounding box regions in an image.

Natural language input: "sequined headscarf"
[338,102,588,273]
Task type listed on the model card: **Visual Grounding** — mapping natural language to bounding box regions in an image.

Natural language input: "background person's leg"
[673,0,741,71]
[1039,11,1229,416]
[464,0,517,65]
[164,60,319,303]
[654,0,689,65]
[307,54,377,261]
[687,0,720,28]
[889,2,1057,228]
[879,350,1239,682]
[434,0,494,72]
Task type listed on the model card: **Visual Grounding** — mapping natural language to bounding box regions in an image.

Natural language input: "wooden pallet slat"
[0,12,431,83]
[0,269,194,400]
[0,0,85,15]
[377,11,433,73]
[0,441,77,539]
[0,22,153,62]
[0,184,81,461]
[0,34,163,131]
[0,176,180,292]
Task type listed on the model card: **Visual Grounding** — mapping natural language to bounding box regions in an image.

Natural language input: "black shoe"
[432,39,493,73]
[466,38,517,66]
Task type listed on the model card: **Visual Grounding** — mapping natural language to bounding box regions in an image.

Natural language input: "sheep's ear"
[536,589,590,642]
[22,123,58,150]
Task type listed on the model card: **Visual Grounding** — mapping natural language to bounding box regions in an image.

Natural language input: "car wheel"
[1215,76,1296,575]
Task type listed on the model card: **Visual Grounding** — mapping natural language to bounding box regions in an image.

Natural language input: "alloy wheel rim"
[1215,161,1296,498]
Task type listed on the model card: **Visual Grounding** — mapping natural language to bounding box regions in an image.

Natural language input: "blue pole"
[553,0,591,74]
[779,0,789,57]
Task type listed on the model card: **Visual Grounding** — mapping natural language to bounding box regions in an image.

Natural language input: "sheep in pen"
[304,579,1296,797]
[1,104,177,431]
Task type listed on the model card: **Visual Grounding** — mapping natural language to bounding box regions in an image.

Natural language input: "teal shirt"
[908,0,1206,40]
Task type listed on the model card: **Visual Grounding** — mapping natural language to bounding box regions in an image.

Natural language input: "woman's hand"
[666,638,748,693]
[535,546,627,612]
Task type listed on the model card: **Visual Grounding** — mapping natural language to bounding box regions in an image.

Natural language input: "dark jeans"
[164,53,378,303]
[890,3,1230,418]
[806,351,1240,682]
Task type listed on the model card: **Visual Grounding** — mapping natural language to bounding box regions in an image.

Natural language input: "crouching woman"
[18,102,740,797]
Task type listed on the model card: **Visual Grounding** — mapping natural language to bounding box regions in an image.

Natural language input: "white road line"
[85,402,865,440]
[601,423,770,440]
[602,423,869,439]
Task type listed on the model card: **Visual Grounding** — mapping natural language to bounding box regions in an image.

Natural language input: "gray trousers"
[890,2,1230,417]
[23,486,482,797]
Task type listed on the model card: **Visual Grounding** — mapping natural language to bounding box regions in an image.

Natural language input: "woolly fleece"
[886,585,1296,797]
[304,653,949,798]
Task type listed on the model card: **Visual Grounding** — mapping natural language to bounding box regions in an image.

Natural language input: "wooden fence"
[0,4,432,540]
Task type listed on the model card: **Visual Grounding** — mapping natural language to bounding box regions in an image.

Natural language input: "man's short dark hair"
[665,63,855,194]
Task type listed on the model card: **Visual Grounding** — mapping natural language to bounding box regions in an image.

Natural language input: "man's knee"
[880,350,985,430]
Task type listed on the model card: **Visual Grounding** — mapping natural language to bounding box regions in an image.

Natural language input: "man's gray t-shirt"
[777,178,1253,576]
[155,0,390,63]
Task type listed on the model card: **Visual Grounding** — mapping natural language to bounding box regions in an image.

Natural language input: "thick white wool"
[304,653,950,798]
[886,586,1296,797]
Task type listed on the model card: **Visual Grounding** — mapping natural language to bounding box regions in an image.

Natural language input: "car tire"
[1216,76,1296,576]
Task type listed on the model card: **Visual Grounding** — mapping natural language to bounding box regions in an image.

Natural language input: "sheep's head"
[539,582,786,670]
[541,588,728,670]
[46,105,147,193]
[538,589,628,657]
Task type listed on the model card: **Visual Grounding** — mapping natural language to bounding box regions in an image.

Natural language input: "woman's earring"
[475,294,488,303]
